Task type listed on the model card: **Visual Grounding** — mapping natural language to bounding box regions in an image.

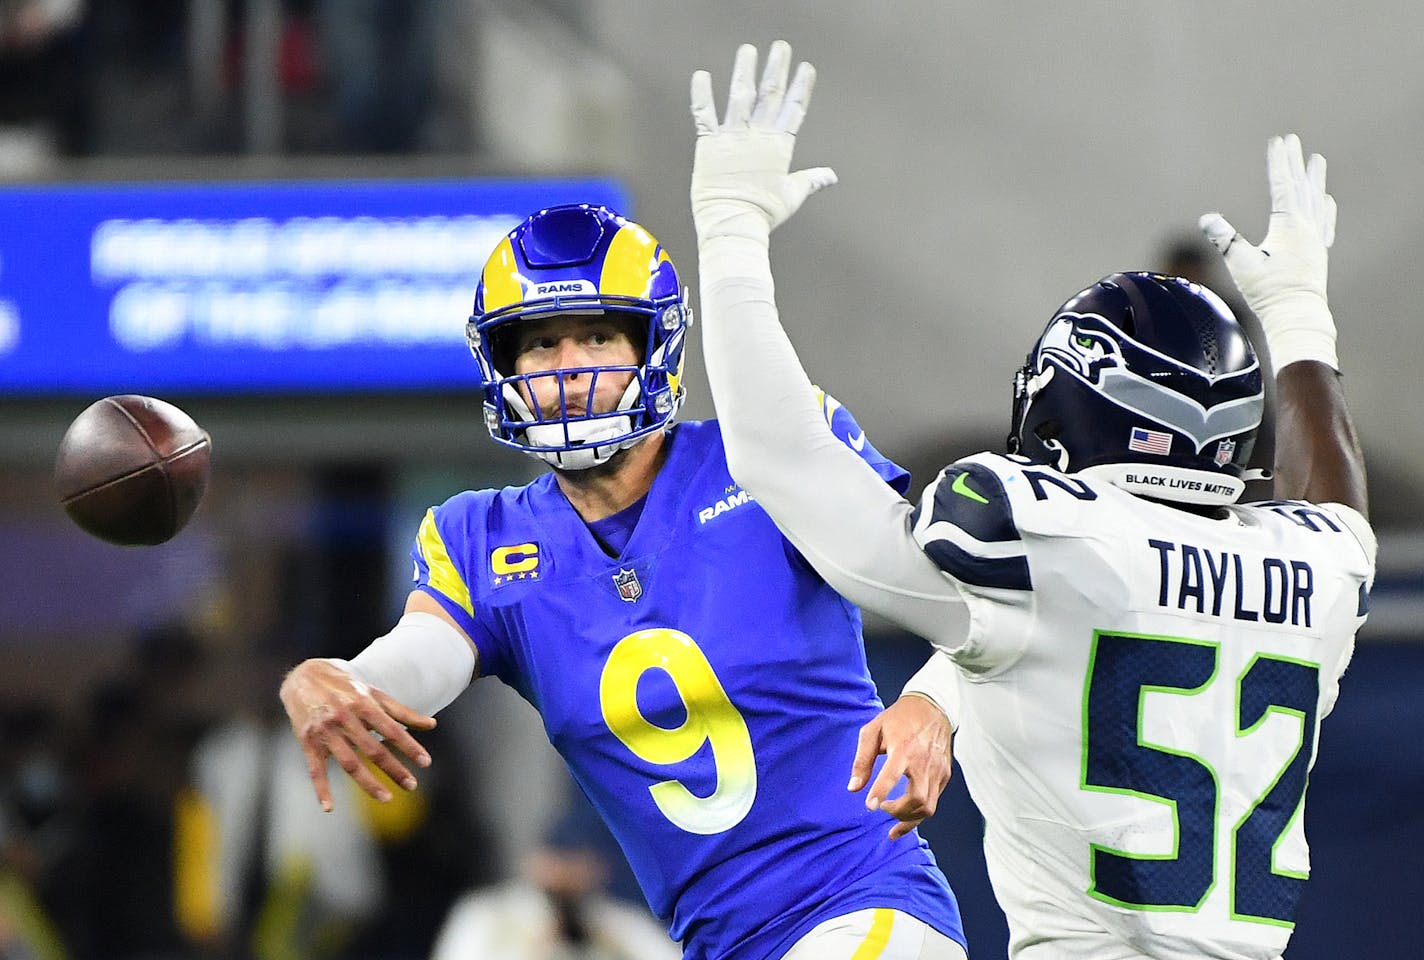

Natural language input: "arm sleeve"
[699,234,968,653]
[900,649,961,732]
[334,611,477,717]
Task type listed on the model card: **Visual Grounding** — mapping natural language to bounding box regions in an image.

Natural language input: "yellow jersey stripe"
[816,387,845,429]
[849,908,895,960]
[416,509,474,616]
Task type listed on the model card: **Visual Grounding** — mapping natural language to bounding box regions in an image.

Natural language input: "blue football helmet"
[1007,272,1264,505]
[467,204,691,470]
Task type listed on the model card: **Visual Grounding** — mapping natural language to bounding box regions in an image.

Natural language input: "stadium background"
[0,2,1419,958]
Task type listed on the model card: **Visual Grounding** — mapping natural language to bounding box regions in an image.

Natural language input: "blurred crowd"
[0,620,674,960]
[4,7,1415,960]
[0,0,495,170]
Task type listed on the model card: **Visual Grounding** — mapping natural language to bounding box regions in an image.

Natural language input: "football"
[54,395,212,546]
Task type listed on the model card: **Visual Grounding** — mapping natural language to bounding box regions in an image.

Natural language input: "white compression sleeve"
[331,611,478,717]
[901,650,961,732]
[699,233,968,654]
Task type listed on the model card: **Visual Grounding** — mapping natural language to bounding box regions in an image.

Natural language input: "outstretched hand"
[280,658,436,812]
[690,40,838,243]
[1199,134,1338,371]
[848,694,954,841]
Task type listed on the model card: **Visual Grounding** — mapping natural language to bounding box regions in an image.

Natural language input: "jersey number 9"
[600,628,758,835]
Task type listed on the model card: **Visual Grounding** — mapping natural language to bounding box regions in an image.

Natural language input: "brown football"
[54,395,212,546]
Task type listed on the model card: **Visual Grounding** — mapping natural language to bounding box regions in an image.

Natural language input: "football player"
[280,201,971,959]
[692,41,1374,960]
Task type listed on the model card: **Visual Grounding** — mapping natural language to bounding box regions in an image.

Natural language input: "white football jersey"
[909,452,1375,960]
[697,233,1378,960]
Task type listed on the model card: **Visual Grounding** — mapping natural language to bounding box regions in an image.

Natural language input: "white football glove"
[690,41,838,245]
[1199,134,1339,372]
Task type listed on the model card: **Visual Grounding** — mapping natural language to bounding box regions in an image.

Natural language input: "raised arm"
[1272,362,1367,511]
[1200,134,1368,515]
[691,44,973,832]
[690,42,969,653]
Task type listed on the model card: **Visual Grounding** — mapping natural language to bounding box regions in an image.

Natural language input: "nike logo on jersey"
[818,390,867,452]
[1148,538,1313,625]
[951,472,989,504]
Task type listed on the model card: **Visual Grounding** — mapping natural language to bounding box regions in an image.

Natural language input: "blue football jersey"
[410,416,964,960]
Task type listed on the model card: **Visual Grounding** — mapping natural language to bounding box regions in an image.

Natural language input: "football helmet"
[468,204,691,470]
[1007,272,1263,505]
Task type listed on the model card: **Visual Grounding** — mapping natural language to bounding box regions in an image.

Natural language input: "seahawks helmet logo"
[1036,310,1261,450]
[1036,313,1123,383]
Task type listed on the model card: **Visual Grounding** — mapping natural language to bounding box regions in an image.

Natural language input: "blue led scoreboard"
[0,177,627,393]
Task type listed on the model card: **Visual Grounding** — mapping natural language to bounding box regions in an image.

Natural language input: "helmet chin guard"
[496,374,645,471]
[1009,273,1263,506]
[469,204,691,471]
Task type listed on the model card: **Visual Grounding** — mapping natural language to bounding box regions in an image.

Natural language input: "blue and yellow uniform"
[410,412,965,960]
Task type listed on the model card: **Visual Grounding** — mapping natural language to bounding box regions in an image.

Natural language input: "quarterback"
[693,41,1374,960]
[280,200,970,959]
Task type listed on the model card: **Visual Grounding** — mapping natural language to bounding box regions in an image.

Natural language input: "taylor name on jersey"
[907,452,1374,960]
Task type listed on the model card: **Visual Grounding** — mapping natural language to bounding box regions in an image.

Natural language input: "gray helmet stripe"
[1090,366,1262,446]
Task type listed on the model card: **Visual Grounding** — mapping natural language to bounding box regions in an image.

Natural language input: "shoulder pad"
[911,457,1031,591]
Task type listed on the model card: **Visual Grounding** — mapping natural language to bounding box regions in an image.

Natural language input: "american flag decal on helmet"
[1128,427,1173,456]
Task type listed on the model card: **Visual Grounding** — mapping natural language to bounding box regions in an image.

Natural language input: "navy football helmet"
[1008,272,1264,505]
[468,204,690,470]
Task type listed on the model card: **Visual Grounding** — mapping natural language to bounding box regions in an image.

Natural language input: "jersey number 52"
[1083,631,1319,927]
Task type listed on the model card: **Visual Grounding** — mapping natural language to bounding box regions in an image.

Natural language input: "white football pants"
[780,908,969,960]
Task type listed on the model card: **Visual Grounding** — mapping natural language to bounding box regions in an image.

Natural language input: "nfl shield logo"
[1214,439,1237,467]
[613,568,642,603]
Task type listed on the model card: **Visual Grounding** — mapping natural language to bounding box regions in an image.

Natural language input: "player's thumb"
[798,165,838,194]
[780,166,838,225]
[1200,212,1268,283]
[847,717,881,792]
[1199,212,1255,259]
